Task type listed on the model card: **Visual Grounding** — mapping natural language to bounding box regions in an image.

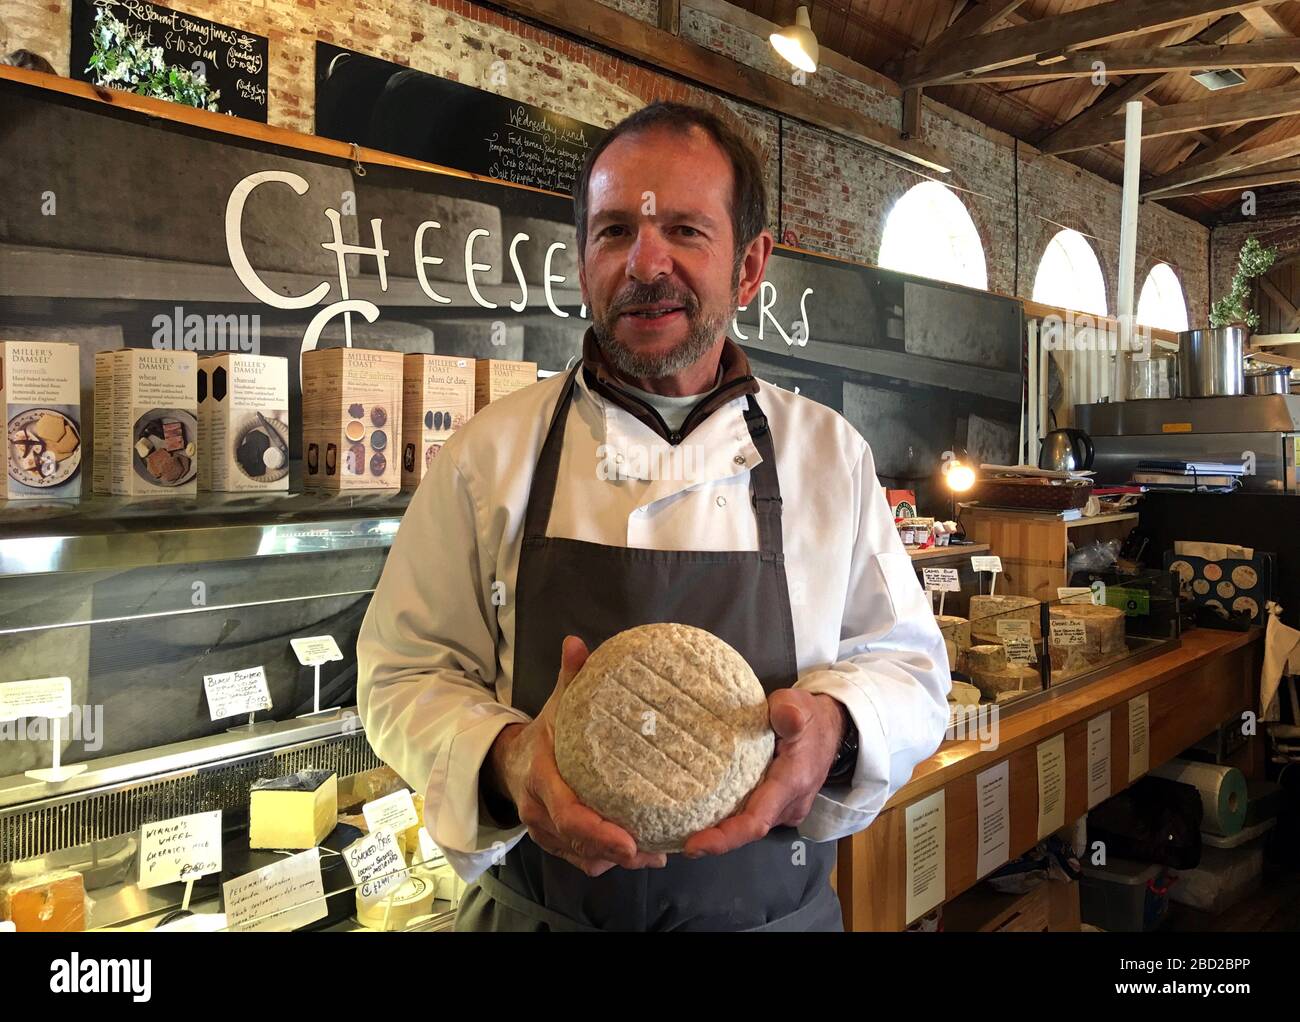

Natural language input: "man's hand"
[484,635,669,877]
[681,689,846,858]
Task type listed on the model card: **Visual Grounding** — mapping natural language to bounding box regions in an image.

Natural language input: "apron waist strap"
[475,864,840,933]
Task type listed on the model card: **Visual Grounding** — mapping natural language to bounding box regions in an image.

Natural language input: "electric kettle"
[1039,428,1094,472]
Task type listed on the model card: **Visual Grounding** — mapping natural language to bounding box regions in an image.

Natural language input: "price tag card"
[971,555,1003,573]
[0,677,72,721]
[363,789,420,835]
[1128,693,1150,781]
[1050,619,1088,647]
[203,667,273,722]
[223,848,326,932]
[139,810,222,889]
[922,567,961,592]
[1057,587,1095,605]
[290,635,344,667]
[343,829,408,907]
[1002,636,1037,665]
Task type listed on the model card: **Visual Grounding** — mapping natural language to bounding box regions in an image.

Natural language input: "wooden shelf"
[907,542,990,563]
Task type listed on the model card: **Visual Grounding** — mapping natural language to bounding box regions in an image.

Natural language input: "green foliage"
[1209,237,1278,330]
[84,7,221,112]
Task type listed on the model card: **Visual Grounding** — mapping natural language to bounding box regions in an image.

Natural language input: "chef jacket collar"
[580,327,760,445]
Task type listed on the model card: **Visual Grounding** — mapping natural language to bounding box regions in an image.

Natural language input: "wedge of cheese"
[249,770,338,850]
[0,870,85,932]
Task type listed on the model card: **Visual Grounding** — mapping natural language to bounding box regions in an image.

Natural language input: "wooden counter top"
[836,626,1263,931]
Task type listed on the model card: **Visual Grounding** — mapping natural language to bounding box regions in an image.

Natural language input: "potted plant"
[1180,238,1279,396]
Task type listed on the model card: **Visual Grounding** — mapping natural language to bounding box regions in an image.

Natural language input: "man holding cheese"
[358,102,950,931]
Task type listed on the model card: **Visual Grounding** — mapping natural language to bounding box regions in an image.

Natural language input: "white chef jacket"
[356,365,951,883]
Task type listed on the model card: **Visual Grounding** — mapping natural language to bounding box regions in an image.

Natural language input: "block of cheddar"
[0,870,85,931]
[249,770,338,850]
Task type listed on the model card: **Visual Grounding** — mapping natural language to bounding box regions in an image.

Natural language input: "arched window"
[1137,263,1190,332]
[878,181,988,290]
[1032,229,1108,316]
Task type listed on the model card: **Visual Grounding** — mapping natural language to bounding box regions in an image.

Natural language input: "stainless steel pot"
[1178,326,1246,397]
[1245,365,1291,395]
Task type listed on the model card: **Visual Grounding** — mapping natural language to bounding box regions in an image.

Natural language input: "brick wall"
[3,0,1209,323]
[1212,213,1300,312]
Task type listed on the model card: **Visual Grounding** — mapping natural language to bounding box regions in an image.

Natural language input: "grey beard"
[593,307,732,379]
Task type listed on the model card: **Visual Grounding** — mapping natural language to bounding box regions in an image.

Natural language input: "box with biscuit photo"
[198,353,290,492]
[401,354,474,490]
[2,340,82,499]
[474,359,537,412]
[92,348,198,496]
[302,346,403,491]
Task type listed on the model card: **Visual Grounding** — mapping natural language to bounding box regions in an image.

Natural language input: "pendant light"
[770,5,819,74]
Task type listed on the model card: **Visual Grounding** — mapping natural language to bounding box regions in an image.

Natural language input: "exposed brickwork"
[1212,213,1300,310]
[5,0,1209,322]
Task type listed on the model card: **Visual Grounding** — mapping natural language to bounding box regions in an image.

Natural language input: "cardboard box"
[474,359,536,412]
[1,340,82,499]
[401,354,475,489]
[92,348,198,496]
[302,347,403,490]
[198,354,290,492]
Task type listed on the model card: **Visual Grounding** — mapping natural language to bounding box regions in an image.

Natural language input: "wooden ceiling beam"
[1145,155,1300,196]
[1033,14,1246,150]
[1180,119,1276,169]
[941,37,1300,82]
[1144,134,1300,191]
[903,1,1028,78]
[485,0,952,171]
[902,0,1283,88]
[1042,82,1300,153]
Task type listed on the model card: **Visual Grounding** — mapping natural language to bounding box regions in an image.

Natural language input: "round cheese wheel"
[554,623,774,853]
[969,595,1041,643]
[355,875,435,931]
[935,615,971,650]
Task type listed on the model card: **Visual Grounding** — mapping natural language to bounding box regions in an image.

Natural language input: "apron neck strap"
[523,368,785,561]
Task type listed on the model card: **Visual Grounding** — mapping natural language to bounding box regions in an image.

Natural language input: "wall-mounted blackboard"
[71,0,268,122]
[316,43,606,195]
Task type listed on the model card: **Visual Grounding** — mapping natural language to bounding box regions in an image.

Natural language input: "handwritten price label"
[203,666,272,721]
[344,829,408,907]
[1050,619,1088,647]
[971,556,1003,574]
[139,811,222,889]
[922,567,961,592]
[1003,636,1037,666]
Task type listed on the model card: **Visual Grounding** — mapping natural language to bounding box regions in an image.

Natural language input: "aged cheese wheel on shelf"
[1048,604,1126,653]
[0,870,85,932]
[935,615,971,651]
[554,623,774,853]
[944,638,958,672]
[962,644,1007,674]
[354,874,436,931]
[969,595,1041,643]
[968,660,1040,699]
[947,680,982,706]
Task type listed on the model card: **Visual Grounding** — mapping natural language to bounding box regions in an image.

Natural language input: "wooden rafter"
[1143,155,1300,197]
[1042,82,1300,153]
[902,0,1284,88]
[1146,130,1300,191]
[1180,120,1275,170]
[940,38,1300,83]
[902,0,1028,79]
[1035,14,1246,151]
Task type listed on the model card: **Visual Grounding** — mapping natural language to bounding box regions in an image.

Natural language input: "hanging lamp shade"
[770,6,819,74]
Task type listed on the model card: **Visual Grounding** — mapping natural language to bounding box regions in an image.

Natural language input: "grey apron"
[456,367,842,932]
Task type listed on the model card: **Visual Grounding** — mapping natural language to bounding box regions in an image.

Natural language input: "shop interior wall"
[1,0,1210,325]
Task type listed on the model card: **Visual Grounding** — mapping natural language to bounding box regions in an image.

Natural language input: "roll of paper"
[1150,758,1247,837]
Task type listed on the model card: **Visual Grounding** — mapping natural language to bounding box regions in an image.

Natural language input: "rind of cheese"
[947,680,982,706]
[936,615,971,650]
[354,875,435,930]
[962,644,1007,674]
[970,595,1041,643]
[0,870,85,932]
[1048,603,1126,654]
[969,661,1040,698]
[554,623,773,853]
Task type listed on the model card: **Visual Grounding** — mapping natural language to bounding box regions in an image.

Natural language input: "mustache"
[609,281,700,316]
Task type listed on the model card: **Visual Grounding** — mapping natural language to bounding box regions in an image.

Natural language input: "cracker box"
[92,348,198,496]
[198,353,290,492]
[302,347,403,490]
[401,354,474,490]
[474,359,537,412]
[1,340,82,499]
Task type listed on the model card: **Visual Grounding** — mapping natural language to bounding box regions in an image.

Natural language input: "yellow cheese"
[249,770,338,850]
[0,870,85,932]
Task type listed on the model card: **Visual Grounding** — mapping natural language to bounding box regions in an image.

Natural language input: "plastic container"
[1171,820,1273,914]
[1079,857,1172,932]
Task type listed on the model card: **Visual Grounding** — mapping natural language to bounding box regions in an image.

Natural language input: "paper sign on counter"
[975,761,1010,879]
[223,848,326,932]
[343,829,408,906]
[363,789,420,835]
[290,635,344,667]
[1128,693,1150,781]
[971,555,1003,574]
[139,810,222,889]
[0,677,72,721]
[922,567,961,592]
[1057,587,1095,605]
[904,791,946,924]
[1050,619,1088,647]
[1036,734,1066,839]
[203,667,272,722]
[1087,713,1112,809]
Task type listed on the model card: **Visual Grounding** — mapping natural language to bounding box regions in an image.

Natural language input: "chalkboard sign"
[316,43,605,195]
[71,0,269,122]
